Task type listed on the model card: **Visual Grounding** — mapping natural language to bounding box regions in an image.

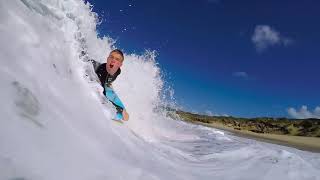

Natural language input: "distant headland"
[169,110,320,152]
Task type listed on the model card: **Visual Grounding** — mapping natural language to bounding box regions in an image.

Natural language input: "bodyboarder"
[93,49,129,121]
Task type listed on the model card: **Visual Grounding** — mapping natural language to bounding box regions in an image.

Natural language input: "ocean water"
[0,0,320,179]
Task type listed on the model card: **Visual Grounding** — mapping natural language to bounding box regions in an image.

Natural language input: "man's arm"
[104,86,129,121]
[89,59,101,71]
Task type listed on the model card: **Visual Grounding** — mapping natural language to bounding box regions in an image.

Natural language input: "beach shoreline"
[188,120,320,153]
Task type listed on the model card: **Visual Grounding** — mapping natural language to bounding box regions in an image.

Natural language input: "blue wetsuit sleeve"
[104,86,125,110]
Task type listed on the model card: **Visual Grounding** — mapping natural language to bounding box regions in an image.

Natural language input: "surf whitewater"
[0,0,320,179]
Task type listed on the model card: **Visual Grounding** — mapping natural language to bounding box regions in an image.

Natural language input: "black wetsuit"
[95,63,121,94]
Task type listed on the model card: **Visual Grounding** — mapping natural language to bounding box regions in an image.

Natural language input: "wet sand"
[189,121,320,153]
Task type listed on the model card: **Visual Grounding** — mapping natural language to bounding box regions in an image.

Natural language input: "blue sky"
[87,0,320,118]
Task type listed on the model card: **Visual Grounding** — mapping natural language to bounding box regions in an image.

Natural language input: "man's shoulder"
[95,63,106,73]
[116,68,121,75]
[97,62,106,69]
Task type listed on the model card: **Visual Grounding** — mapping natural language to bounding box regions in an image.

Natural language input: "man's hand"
[122,110,129,121]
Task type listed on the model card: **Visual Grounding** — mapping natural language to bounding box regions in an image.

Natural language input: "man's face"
[106,52,123,75]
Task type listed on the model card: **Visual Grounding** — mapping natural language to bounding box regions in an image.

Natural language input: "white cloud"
[204,110,229,117]
[205,110,214,116]
[252,25,292,52]
[287,105,320,119]
[232,71,248,79]
[191,110,199,114]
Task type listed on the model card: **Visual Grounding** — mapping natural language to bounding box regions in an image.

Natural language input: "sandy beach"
[189,121,320,153]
